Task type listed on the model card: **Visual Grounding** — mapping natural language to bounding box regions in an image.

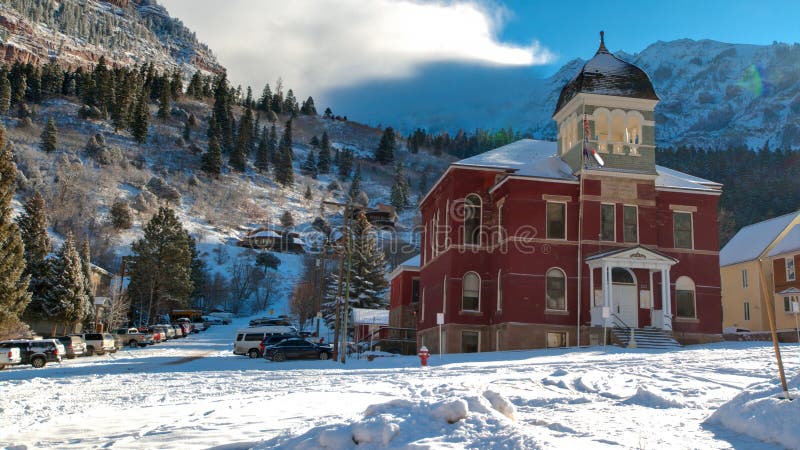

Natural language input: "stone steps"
[611,327,682,349]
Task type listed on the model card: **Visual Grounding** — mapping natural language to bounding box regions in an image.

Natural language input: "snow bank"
[621,387,684,409]
[254,390,536,449]
[707,375,800,449]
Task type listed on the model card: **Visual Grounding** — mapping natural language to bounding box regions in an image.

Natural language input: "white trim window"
[600,203,615,241]
[623,205,638,243]
[546,202,566,240]
[744,300,750,321]
[786,257,796,282]
[742,269,748,288]
[673,212,693,249]
[462,272,480,311]
[464,194,481,246]
[546,268,567,311]
[675,276,697,319]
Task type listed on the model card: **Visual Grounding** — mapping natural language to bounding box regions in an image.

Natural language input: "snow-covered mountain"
[330,39,800,150]
[0,0,223,76]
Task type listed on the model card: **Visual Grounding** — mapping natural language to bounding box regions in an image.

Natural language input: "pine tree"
[301,150,318,178]
[390,161,410,211]
[170,69,183,100]
[128,207,194,323]
[348,164,362,201]
[183,120,191,141]
[267,124,278,166]
[304,184,313,200]
[0,125,30,332]
[0,69,10,115]
[317,131,331,174]
[40,117,57,152]
[338,148,354,181]
[202,134,223,177]
[212,74,234,152]
[309,135,320,147]
[258,83,272,111]
[280,210,295,229]
[375,126,396,164]
[18,191,50,322]
[186,71,203,98]
[50,233,90,333]
[254,126,269,173]
[274,119,294,187]
[284,89,298,115]
[300,96,317,115]
[131,90,149,144]
[188,236,206,303]
[157,80,170,121]
[230,111,250,172]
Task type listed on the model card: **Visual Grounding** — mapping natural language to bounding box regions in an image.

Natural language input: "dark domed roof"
[553,32,659,116]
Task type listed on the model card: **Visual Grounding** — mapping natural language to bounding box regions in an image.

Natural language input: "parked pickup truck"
[113,328,155,347]
[76,333,117,355]
[0,345,22,369]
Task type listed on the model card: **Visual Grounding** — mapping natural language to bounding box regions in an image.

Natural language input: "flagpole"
[576,107,588,349]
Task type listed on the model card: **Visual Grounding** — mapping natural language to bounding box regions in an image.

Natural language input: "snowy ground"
[1,319,799,450]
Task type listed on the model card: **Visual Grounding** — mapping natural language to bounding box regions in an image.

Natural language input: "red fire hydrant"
[418,346,430,366]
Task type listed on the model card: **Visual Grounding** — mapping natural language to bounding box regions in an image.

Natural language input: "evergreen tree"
[390,161,410,211]
[283,89,298,115]
[338,148,354,181]
[229,111,251,172]
[17,191,50,322]
[323,107,333,119]
[49,233,90,333]
[202,134,223,177]
[183,120,191,141]
[348,164,362,200]
[375,126,396,164]
[188,236,206,303]
[212,74,234,152]
[0,125,30,332]
[274,119,294,186]
[157,80,170,121]
[304,184,313,200]
[111,76,131,132]
[254,126,269,173]
[186,71,203,98]
[40,117,57,152]
[131,90,149,144]
[0,69,10,114]
[170,69,183,100]
[300,96,317,115]
[258,83,272,111]
[309,135,320,147]
[317,131,331,174]
[280,210,295,229]
[267,123,278,166]
[110,199,133,229]
[128,207,194,323]
[301,150,318,178]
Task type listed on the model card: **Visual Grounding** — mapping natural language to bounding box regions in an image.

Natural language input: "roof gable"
[720,211,800,266]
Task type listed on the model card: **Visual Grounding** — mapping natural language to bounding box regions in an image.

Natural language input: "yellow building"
[720,211,800,332]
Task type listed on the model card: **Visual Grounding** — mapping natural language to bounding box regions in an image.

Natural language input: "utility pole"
[324,200,352,363]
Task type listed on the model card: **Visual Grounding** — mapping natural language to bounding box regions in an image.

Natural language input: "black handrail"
[610,313,631,330]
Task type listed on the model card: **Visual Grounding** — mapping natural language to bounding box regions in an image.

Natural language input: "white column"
[662,269,672,331]
[589,268,595,308]
[608,266,614,323]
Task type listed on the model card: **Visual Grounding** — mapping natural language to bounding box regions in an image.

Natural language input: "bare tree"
[290,282,317,331]
[227,260,258,314]
[252,269,277,313]
[102,290,131,331]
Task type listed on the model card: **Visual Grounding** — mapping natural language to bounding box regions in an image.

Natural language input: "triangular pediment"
[585,245,677,269]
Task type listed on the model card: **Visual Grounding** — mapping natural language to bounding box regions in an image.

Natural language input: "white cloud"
[160,0,553,97]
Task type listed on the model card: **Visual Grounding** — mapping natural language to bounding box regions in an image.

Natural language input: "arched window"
[462,272,480,311]
[612,267,635,284]
[464,194,481,246]
[546,268,567,311]
[675,276,696,319]
[611,112,626,152]
[594,110,609,145]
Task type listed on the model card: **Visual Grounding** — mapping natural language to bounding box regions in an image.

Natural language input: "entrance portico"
[586,246,678,331]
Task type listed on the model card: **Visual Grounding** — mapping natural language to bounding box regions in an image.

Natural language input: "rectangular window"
[546,332,567,348]
[676,290,696,318]
[411,279,420,304]
[421,288,426,321]
[786,257,796,282]
[600,204,615,241]
[547,202,566,240]
[461,331,480,353]
[742,269,748,288]
[744,301,750,321]
[785,297,792,313]
[623,205,638,243]
[673,212,693,249]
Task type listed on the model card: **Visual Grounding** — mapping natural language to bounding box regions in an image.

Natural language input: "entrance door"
[614,285,638,328]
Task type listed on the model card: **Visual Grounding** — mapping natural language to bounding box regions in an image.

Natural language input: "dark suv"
[263,338,333,362]
[258,334,300,356]
[0,339,64,368]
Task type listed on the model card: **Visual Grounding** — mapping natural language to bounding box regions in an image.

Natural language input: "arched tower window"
[675,276,697,319]
[546,268,567,311]
[611,112,626,152]
[464,194,481,246]
[462,272,481,311]
[593,109,610,150]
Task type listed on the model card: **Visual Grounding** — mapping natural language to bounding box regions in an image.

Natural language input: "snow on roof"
[767,222,800,257]
[451,139,720,192]
[720,212,800,266]
[350,308,389,325]
[454,139,575,181]
[399,255,420,268]
[251,230,281,238]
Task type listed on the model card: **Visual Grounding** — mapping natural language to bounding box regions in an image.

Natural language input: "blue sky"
[497,0,800,73]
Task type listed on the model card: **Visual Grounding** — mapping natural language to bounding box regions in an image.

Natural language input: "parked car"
[171,325,185,338]
[113,328,155,347]
[249,317,292,327]
[263,338,333,362]
[77,333,116,356]
[191,320,206,332]
[0,339,64,368]
[0,345,22,369]
[176,318,196,334]
[55,335,87,358]
[154,324,176,340]
[258,334,300,355]
[145,326,165,343]
[233,326,298,358]
[208,312,233,324]
[202,316,223,325]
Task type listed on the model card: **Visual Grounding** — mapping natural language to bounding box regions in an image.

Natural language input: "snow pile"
[620,386,684,409]
[707,375,800,449]
[255,391,536,449]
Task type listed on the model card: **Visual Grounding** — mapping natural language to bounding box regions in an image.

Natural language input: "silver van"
[233,326,297,358]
